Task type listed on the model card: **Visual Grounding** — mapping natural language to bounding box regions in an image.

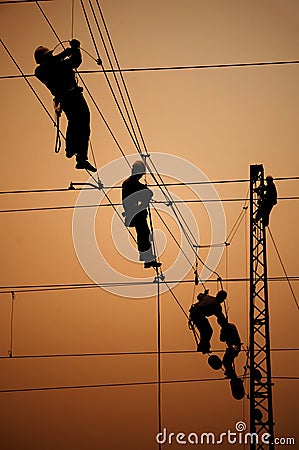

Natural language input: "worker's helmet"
[216,290,227,303]
[265,175,273,183]
[34,46,52,64]
[132,160,146,176]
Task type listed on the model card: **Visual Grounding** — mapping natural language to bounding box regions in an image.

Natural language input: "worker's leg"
[134,219,155,262]
[262,204,273,227]
[223,348,237,378]
[62,92,90,162]
[195,316,213,353]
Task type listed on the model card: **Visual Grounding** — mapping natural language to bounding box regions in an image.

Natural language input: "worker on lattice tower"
[34,39,97,172]
[255,175,277,227]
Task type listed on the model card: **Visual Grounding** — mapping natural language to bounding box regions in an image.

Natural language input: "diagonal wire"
[0,38,58,128]
[86,0,142,152]
[8,292,15,358]
[151,203,196,271]
[94,0,147,153]
[268,227,299,310]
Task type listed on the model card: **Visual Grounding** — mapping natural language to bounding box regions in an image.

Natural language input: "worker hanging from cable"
[122,160,162,269]
[255,175,277,226]
[218,320,245,400]
[34,39,97,172]
[219,320,242,379]
[189,289,227,354]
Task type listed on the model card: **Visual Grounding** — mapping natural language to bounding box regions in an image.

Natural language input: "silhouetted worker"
[255,175,277,226]
[122,160,162,269]
[189,290,227,354]
[219,321,242,379]
[34,39,97,172]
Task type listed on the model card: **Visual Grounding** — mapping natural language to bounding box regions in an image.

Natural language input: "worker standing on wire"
[255,175,277,226]
[219,321,242,379]
[122,160,162,269]
[34,39,97,172]
[189,290,227,354]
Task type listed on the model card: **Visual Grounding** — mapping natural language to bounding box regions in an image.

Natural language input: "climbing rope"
[53,98,62,153]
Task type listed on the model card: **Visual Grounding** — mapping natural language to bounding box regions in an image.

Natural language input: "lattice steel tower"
[249,164,275,450]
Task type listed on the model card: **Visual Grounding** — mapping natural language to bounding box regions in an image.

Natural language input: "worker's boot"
[76,160,97,172]
[197,341,211,354]
[66,148,76,158]
[144,260,162,269]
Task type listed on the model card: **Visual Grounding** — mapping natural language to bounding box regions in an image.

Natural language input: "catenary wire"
[2,60,299,79]
[0,176,298,196]
[0,276,297,294]
[0,377,241,394]
[0,376,297,395]
[0,196,297,215]
[0,347,297,360]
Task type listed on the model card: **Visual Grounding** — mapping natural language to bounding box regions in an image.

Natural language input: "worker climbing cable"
[189,289,227,354]
[122,160,162,269]
[34,38,97,172]
[219,321,242,379]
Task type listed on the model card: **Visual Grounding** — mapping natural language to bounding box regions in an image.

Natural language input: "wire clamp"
[97,180,104,190]
[153,273,165,283]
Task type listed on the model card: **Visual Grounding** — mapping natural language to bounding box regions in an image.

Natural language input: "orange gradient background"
[0,1,298,449]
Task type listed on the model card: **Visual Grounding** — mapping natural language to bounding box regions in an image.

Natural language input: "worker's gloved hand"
[70,39,81,48]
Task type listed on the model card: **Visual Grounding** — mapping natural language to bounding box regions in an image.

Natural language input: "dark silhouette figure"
[255,175,277,226]
[219,321,242,379]
[34,40,96,172]
[122,160,162,269]
[189,290,227,354]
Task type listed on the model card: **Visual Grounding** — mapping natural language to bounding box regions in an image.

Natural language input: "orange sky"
[0,1,298,449]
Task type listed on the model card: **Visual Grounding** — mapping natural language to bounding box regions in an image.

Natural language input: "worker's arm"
[216,311,227,327]
[137,188,153,210]
[53,48,73,61]
[54,39,82,69]
[68,39,82,68]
